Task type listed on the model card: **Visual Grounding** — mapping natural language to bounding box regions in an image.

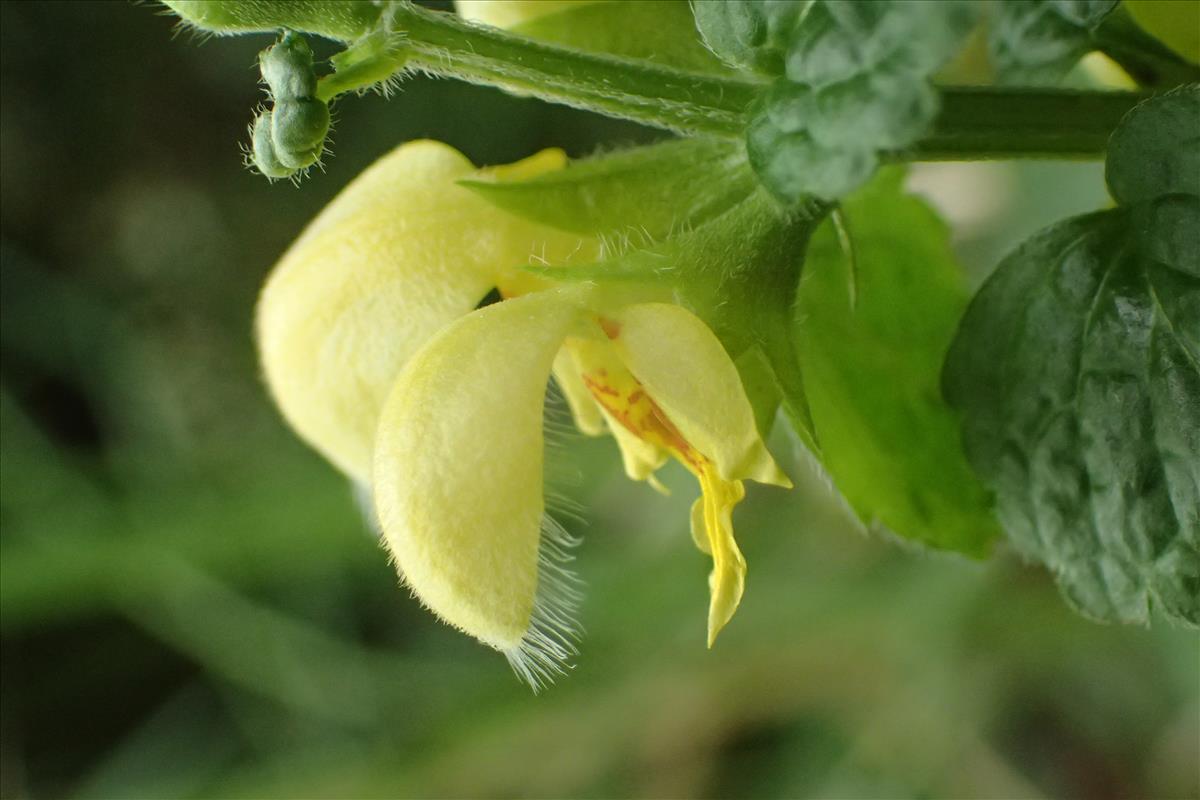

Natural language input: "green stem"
[388,2,763,137]
[320,4,1145,160]
[913,87,1145,160]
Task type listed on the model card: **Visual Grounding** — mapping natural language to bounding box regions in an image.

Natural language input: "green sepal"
[510,0,737,75]
[460,138,757,239]
[319,28,410,101]
[795,168,1000,556]
[620,190,823,454]
[943,88,1200,624]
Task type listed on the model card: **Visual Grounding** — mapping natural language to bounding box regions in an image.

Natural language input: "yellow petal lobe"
[257,140,580,482]
[607,303,791,488]
[373,290,585,651]
[697,464,747,647]
[571,318,757,644]
[552,349,607,437]
[564,335,668,482]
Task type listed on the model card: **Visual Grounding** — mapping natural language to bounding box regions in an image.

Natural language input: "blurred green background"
[1,2,1196,798]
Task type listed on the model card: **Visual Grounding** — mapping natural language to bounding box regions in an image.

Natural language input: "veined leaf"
[460,137,757,238]
[1105,83,1200,204]
[944,88,1200,625]
[794,168,1000,556]
[943,209,1199,623]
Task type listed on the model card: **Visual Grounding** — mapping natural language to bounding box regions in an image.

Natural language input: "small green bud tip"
[251,111,296,179]
[260,32,319,100]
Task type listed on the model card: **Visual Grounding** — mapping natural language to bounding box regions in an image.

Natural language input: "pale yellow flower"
[259,140,789,687]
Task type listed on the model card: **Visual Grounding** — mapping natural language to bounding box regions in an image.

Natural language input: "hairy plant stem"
[910,88,1145,161]
[386,2,763,136]
[339,3,1147,161]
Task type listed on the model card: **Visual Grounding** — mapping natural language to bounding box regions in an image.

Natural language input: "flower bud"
[250,111,294,179]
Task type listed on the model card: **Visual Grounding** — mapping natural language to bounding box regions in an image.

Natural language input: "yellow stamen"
[568,325,749,645]
[695,464,746,647]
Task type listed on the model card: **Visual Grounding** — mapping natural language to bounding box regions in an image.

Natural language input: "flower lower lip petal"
[373,289,586,685]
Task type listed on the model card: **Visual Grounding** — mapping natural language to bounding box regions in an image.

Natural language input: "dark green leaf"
[460,137,757,238]
[795,169,1000,555]
[944,84,1200,624]
[943,209,1199,624]
[1106,84,1200,205]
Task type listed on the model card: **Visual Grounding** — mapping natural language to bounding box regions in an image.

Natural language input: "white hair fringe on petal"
[502,381,591,691]
[503,512,585,692]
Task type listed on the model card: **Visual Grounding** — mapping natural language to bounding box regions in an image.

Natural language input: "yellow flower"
[259,140,789,687]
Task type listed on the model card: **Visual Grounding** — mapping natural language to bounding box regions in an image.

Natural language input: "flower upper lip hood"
[256,140,587,484]
[258,139,790,688]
